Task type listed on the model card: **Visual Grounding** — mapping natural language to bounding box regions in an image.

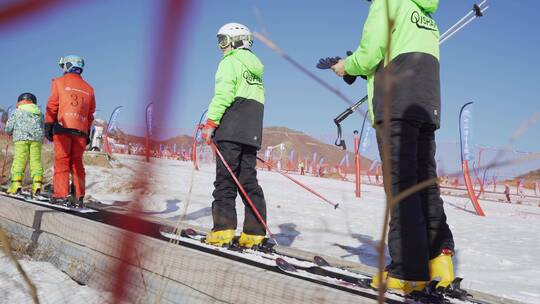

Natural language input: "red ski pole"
[257,156,340,209]
[212,143,276,240]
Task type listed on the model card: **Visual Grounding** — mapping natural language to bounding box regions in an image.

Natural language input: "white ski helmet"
[217,23,253,49]
[58,55,84,73]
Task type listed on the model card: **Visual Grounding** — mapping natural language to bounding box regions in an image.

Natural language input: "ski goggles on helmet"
[59,55,84,72]
[217,34,231,49]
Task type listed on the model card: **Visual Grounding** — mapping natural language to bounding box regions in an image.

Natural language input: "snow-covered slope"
[86,155,540,304]
[0,252,112,304]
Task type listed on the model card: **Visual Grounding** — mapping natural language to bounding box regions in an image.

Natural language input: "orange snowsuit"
[45,73,96,199]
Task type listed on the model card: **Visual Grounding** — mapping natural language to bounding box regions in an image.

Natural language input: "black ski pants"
[212,141,267,236]
[376,119,454,281]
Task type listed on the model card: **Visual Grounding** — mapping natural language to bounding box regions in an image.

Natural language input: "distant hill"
[107,127,193,149]
[261,126,372,171]
[517,169,540,181]
[105,125,373,171]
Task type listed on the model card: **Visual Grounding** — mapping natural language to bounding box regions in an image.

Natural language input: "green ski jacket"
[208,49,265,148]
[5,103,44,142]
[345,0,441,127]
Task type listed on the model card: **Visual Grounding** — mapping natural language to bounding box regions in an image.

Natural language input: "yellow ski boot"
[205,229,235,246]
[371,271,427,295]
[32,176,43,196]
[429,249,455,288]
[238,232,266,248]
[7,178,22,194]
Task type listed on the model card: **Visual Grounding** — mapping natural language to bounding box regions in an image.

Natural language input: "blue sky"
[1,0,539,171]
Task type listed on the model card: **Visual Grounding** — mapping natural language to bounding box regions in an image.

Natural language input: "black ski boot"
[50,197,69,206]
[73,197,85,208]
[66,195,84,208]
[436,278,474,301]
[407,281,449,304]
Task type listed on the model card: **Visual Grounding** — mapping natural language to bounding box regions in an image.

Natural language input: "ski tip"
[313,255,331,267]
[181,228,198,237]
[334,203,339,210]
[275,257,297,272]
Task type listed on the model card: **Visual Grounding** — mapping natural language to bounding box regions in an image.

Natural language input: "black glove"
[343,74,357,85]
[343,51,359,85]
[316,51,358,85]
[44,123,54,141]
[86,129,91,145]
[316,56,341,69]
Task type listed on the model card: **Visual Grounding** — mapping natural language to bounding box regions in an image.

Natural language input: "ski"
[427,279,493,304]
[275,257,446,304]
[161,228,410,303]
[164,228,488,303]
[0,192,517,304]
[0,190,97,213]
[161,228,319,270]
[313,256,492,304]
[161,228,286,268]
[310,255,375,283]
[164,228,372,279]
[164,229,470,304]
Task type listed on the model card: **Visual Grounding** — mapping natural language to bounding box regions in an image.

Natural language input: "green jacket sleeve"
[207,58,237,124]
[4,111,16,135]
[344,0,389,76]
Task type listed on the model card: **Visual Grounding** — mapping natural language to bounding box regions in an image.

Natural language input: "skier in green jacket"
[330,0,455,294]
[201,22,267,248]
[5,93,44,195]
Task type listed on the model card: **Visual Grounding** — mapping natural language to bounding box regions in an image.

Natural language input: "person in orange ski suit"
[45,55,95,206]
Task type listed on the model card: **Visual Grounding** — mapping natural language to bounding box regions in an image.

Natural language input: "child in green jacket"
[201,23,267,248]
[5,93,44,195]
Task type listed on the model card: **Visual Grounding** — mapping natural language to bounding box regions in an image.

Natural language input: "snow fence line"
[0,195,372,304]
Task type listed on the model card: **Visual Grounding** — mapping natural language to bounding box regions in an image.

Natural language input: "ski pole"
[253,32,361,112]
[192,109,208,170]
[334,95,368,149]
[145,102,153,163]
[256,156,340,209]
[212,142,276,241]
[329,2,488,141]
[191,124,203,170]
[440,2,488,45]
[440,1,485,40]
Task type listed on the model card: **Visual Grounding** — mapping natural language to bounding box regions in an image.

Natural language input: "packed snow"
[0,252,112,304]
[82,154,540,304]
[4,154,538,303]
